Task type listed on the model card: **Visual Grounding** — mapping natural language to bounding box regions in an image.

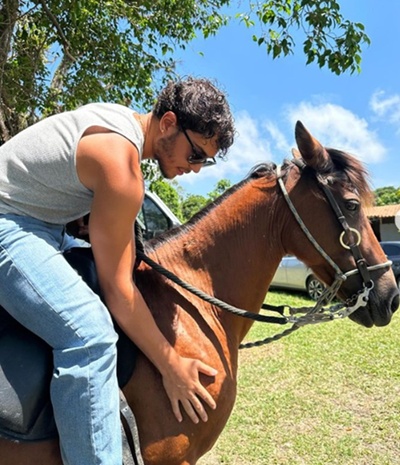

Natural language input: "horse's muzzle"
[349,288,399,328]
[390,292,400,316]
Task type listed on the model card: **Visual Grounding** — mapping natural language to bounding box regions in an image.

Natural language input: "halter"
[276,160,392,324]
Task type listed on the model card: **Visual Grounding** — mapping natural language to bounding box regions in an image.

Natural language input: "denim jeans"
[0,214,122,465]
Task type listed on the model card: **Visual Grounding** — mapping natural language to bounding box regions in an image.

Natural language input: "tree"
[207,179,232,202]
[1,1,369,143]
[179,179,232,222]
[374,186,400,206]
[148,179,184,221]
[181,194,208,222]
[240,0,369,75]
[0,0,230,142]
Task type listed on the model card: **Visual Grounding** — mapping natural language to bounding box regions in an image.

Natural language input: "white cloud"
[263,121,291,155]
[370,90,400,130]
[178,110,274,187]
[284,101,386,163]
[227,111,274,169]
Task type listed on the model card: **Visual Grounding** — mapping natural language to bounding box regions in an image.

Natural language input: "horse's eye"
[345,200,360,212]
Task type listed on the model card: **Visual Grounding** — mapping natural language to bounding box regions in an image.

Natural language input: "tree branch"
[37,0,76,63]
[0,0,20,142]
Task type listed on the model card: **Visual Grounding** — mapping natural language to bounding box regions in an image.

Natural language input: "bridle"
[276,158,392,324]
[135,158,393,347]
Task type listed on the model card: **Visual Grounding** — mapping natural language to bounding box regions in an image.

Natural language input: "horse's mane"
[146,162,277,251]
[146,150,372,251]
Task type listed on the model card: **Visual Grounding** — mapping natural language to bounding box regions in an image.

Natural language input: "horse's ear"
[295,121,332,171]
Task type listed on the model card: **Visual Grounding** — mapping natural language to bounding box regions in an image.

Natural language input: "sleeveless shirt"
[0,103,144,224]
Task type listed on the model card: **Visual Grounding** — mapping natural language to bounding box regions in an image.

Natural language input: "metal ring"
[339,228,361,249]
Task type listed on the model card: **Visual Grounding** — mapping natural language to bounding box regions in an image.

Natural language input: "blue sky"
[173,0,400,197]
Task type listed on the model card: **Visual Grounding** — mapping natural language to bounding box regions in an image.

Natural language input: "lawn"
[199,290,400,465]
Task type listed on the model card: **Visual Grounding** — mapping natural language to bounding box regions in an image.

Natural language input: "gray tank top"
[0,103,144,224]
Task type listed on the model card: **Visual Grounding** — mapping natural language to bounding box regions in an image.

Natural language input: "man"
[0,77,235,465]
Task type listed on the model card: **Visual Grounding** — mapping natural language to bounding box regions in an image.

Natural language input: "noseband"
[276,160,392,323]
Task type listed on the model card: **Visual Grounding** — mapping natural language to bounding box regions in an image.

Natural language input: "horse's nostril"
[391,293,399,313]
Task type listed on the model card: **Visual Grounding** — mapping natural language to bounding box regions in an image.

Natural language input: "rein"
[136,160,392,349]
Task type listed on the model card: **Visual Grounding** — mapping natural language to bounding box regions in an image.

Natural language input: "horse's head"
[282,121,399,327]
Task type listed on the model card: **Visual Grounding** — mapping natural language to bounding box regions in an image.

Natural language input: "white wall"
[381,223,400,241]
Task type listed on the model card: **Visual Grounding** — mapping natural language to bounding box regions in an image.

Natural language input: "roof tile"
[365,204,400,218]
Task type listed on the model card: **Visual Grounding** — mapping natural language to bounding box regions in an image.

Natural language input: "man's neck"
[134,112,156,160]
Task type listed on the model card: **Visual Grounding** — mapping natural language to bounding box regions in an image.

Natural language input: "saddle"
[0,247,138,442]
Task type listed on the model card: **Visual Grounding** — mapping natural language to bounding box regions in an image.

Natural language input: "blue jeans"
[0,214,121,465]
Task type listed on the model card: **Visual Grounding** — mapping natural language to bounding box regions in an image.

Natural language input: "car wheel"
[306,276,325,301]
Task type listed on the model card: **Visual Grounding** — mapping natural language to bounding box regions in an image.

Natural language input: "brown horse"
[1,122,398,465]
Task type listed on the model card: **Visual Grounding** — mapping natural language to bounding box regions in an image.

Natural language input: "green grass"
[199,290,400,465]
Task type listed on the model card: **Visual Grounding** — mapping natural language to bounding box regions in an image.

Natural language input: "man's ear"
[291,148,301,159]
[160,111,178,133]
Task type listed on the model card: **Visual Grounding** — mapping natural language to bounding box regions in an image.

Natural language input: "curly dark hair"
[153,77,235,157]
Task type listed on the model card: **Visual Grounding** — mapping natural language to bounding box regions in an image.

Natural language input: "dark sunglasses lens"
[182,127,216,167]
[190,152,206,163]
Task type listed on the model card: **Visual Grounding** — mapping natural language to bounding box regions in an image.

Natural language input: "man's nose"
[191,164,202,174]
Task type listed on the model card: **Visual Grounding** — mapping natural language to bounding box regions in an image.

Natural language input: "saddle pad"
[0,314,56,441]
[0,247,137,442]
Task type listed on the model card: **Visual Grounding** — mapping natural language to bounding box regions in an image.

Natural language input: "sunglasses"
[180,127,216,167]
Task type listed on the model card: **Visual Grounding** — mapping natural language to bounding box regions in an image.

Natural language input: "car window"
[139,195,170,239]
[382,244,400,256]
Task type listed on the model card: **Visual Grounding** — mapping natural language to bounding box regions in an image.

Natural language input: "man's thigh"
[0,214,114,349]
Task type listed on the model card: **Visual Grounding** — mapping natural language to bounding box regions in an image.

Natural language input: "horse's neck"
[150,181,284,338]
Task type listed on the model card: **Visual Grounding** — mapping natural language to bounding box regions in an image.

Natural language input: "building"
[366,204,400,241]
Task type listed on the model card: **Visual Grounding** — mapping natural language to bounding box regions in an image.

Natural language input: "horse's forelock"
[326,149,373,205]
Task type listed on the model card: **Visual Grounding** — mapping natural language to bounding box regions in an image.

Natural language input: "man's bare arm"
[76,132,217,423]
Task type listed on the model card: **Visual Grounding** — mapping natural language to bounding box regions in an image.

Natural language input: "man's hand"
[161,354,217,424]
